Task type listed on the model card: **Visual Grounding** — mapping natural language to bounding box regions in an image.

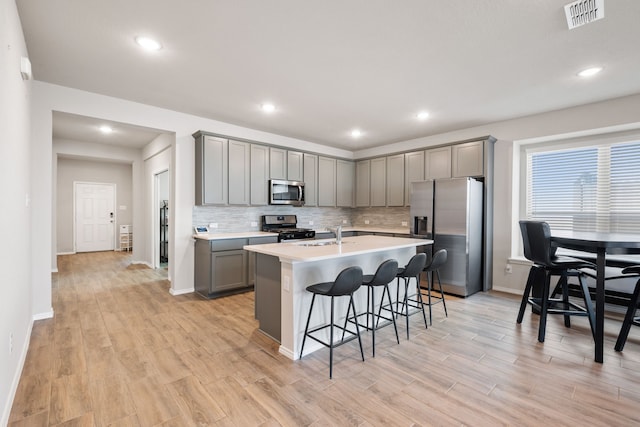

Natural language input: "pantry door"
[75,182,116,252]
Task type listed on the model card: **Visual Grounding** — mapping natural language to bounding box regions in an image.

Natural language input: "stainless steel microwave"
[269,179,305,206]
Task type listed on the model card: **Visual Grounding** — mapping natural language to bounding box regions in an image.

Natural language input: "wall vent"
[564,0,605,30]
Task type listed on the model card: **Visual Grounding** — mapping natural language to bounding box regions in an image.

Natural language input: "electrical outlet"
[209,223,218,229]
[308,221,314,225]
[342,219,347,224]
[365,220,370,224]
[401,221,408,227]
[283,276,290,292]
[250,221,257,227]
[9,333,13,354]
[505,264,512,274]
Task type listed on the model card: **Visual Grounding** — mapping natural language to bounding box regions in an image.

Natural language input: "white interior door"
[75,182,115,252]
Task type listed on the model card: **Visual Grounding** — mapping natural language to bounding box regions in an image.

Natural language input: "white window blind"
[525,140,640,233]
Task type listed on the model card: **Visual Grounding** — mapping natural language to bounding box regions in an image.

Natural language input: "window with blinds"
[525,140,640,233]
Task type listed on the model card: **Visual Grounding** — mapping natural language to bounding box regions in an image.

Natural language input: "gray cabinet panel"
[452,141,483,177]
[250,144,269,205]
[196,135,227,205]
[287,151,304,181]
[370,157,386,206]
[303,153,318,206]
[211,250,247,292]
[404,151,425,206]
[425,146,452,179]
[195,238,251,298]
[336,159,354,207]
[386,154,404,206]
[355,160,370,207]
[247,236,278,286]
[228,140,250,205]
[269,147,287,179]
[318,156,336,207]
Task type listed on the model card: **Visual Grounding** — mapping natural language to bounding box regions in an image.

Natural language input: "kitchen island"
[244,235,432,360]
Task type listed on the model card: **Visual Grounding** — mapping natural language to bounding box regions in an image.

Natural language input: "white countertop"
[193,231,278,240]
[244,235,432,262]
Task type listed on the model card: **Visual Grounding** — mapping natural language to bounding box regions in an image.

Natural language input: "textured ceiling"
[17,0,640,150]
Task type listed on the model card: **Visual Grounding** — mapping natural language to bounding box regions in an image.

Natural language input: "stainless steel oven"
[269,180,305,206]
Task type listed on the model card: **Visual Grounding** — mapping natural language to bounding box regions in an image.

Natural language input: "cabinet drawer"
[248,236,278,245]
[210,239,247,251]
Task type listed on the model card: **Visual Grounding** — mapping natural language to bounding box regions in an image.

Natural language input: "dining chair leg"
[615,281,640,351]
[560,274,571,328]
[517,267,536,323]
[538,271,551,342]
[577,274,596,339]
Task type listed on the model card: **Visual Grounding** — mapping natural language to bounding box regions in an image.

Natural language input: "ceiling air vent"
[564,0,605,30]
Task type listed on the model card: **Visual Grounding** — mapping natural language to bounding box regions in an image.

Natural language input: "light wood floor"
[9,251,640,426]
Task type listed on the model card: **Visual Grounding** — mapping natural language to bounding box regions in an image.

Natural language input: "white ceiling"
[17,1,640,151]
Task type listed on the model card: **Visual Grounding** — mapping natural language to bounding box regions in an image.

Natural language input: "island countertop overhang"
[243,235,433,263]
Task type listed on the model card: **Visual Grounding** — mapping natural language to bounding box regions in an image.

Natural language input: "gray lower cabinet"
[254,253,282,342]
[247,236,278,285]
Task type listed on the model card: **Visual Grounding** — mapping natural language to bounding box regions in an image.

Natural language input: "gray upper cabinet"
[228,140,250,205]
[405,151,425,206]
[425,146,452,179]
[370,157,386,206]
[355,160,371,207]
[269,147,287,179]
[336,160,354,207]
[195,134,228,205]
[287,151,304,181]
[386,154,405,206]
[318,156,336,206]
[452,141,483,177]
[250,144,269,205]
[303,153,318,206]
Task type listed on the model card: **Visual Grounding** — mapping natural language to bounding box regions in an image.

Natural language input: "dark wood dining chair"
[517,220,596,342]
[614,266,640,351]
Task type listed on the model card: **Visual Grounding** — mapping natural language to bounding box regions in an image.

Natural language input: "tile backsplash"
[193,205,410,232]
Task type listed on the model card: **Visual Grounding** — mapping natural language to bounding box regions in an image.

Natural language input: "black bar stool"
[421,249,448,325]
[346,259,399,357]
[299,266,364,379]
[392,253,428,339]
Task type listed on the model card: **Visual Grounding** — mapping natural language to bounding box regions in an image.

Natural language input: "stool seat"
[299,266,364,379]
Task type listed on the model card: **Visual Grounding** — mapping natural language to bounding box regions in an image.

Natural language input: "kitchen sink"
[296,240,351,247]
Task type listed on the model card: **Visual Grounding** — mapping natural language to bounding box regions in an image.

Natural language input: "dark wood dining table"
[551,231,640,363]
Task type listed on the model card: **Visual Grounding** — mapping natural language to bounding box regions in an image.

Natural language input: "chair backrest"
[327,266,363,296]
[426,249,447,271]
[519,220,554,266]
[402,253,427,277]
[368,259,398,286]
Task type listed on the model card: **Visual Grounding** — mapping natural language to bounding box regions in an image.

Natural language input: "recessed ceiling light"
[261,103,276,113]
[99,125,113,134]
[135,36,162,51]
[416,111,430,121]
[351,129,362,138]
[577,67,603,77]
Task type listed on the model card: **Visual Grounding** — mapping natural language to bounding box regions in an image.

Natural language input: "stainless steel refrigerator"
[410,177,483,296]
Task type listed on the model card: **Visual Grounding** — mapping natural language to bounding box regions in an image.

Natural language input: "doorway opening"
[155,170,169,268]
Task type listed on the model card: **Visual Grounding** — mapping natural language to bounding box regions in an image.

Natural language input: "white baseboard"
[131,260,153,269]
[490,286,521,296]
[56,251,75,256]
[169,287,194,296]
[1,319,33,427]
[33,309,54,321]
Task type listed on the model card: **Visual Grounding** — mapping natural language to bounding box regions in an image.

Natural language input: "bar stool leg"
[299,294,316,359]
[414,275,428,329]
[350,294,365,362]
[437,270,448,317]
[427,270,433,325]
[615,279,640,351]
[329,296,335,379]
[370,286,376,357]
[538,271,551,343]
[403,278,410,339]
[376,284,400,344]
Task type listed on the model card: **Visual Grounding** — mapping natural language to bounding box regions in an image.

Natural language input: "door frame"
[73,181,117,253]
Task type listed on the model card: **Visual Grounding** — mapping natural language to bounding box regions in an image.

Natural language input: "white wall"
[0,0,33,424]
[55,156,133,254]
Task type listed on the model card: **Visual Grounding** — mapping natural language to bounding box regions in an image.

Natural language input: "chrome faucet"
[329,225,342,244]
